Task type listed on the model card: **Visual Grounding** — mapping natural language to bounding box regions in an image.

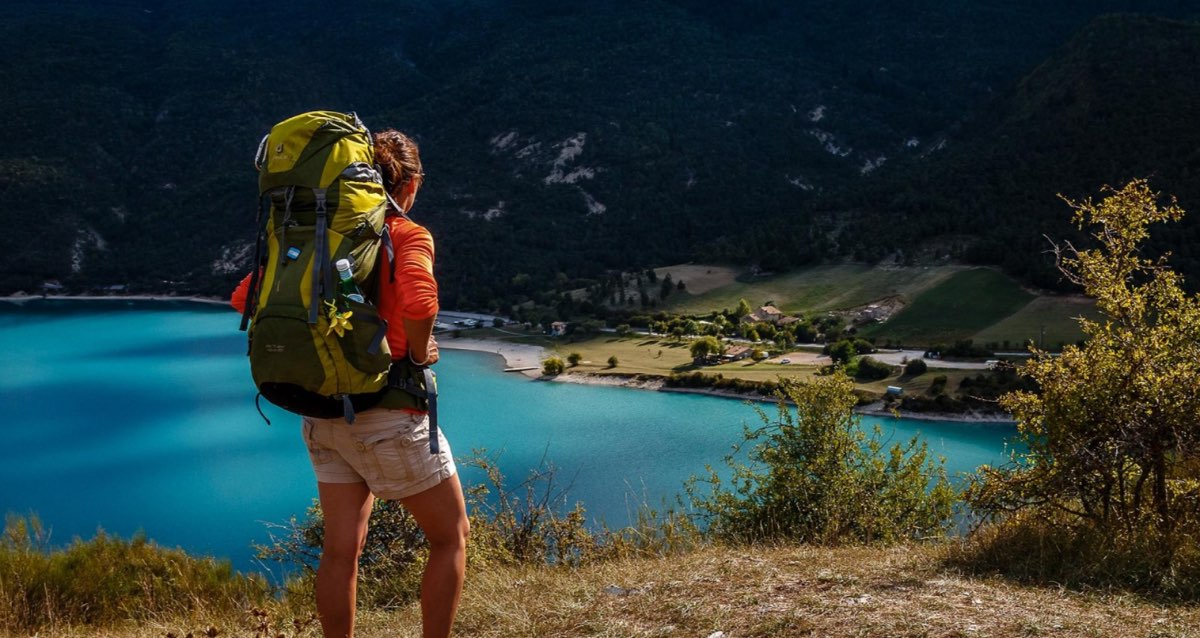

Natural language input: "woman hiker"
[233,129,469,638]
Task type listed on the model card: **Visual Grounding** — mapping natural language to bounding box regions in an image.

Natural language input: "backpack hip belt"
[385,363,440,455]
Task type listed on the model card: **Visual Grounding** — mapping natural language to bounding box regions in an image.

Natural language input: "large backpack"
[240,111,397,424]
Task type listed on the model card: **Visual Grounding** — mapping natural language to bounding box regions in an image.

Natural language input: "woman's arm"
[389,219,440,364]
[403,316,439,365]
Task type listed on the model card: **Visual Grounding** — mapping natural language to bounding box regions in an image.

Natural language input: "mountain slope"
[847,15,1200,289]
[0,1,1196,309]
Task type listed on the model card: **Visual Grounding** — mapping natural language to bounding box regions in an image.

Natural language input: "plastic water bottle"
[335,259,365,303]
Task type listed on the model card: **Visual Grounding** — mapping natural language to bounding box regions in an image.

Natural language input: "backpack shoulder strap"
[380,221,397,284]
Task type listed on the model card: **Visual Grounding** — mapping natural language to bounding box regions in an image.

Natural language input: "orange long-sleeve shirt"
[232,215,439,360]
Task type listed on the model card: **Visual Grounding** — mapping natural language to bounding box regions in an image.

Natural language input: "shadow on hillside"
[943,521,1200,604]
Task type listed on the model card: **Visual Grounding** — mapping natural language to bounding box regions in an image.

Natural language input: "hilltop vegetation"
[1,1,1198,312]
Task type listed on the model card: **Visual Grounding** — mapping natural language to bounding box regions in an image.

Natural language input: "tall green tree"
[689,336,724,360]
[826,340,857,365]
[735,298,753,319]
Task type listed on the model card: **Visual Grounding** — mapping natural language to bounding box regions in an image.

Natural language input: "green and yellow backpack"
[240,111,397,423]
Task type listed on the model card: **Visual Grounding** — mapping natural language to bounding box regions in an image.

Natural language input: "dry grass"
[390,544,1200,638]
[37,544,1198,638]
[550,336,696,376]
[652,265,741,296]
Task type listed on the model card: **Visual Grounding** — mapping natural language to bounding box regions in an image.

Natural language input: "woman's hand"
[421,336,440,366]
[409,335,439,366]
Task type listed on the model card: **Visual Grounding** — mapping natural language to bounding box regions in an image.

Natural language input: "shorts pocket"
[391,412,429,448]
[354,421,420,482]
[303,420,335,465]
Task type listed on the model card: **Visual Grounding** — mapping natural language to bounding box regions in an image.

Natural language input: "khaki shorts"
[301,408,456,500]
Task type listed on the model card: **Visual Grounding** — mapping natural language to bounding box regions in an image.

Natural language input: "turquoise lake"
[0,300,1016,574]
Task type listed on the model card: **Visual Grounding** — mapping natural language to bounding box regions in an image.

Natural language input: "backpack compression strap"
[308,188,333,325]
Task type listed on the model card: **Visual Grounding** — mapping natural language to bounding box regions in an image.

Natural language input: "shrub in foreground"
[690,373,956,545]
[0,514,269,633]
[258,453,700,608]
[966,181,1200,595]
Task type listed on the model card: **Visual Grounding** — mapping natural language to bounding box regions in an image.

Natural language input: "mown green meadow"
[858,268,1033,344]
[663,264,964,315]
[660,264,1093,349]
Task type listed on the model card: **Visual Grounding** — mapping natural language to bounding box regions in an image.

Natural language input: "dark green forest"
[846,15,1200,290]
[1,0,1197,311]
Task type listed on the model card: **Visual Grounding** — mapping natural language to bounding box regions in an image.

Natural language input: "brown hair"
[373,129,424,201]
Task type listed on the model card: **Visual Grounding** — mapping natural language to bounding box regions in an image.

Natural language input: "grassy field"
[663,264,965,315]
[653,262,1096,350]
[541,333,977,400]
[859,269,1035,345]
[651,264,740,295]
[546,335,696,376]
[971,295,1098,349]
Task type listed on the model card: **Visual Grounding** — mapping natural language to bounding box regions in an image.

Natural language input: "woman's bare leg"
[401,474,470,638]
[316,481,375,638]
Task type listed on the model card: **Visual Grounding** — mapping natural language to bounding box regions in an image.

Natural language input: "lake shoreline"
[449,344,1016,425]
[855,401,1016,424]
[3,298,1016,425]
[438,338,546,378]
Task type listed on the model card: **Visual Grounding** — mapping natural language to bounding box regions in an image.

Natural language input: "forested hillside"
[1,0,1196,309]
[845,15,1200,289]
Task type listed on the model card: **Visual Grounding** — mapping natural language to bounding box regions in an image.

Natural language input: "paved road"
[868,349,995,370]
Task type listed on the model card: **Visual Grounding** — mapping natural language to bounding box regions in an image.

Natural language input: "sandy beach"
[438,337,547,378]
[547,372,666,390]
